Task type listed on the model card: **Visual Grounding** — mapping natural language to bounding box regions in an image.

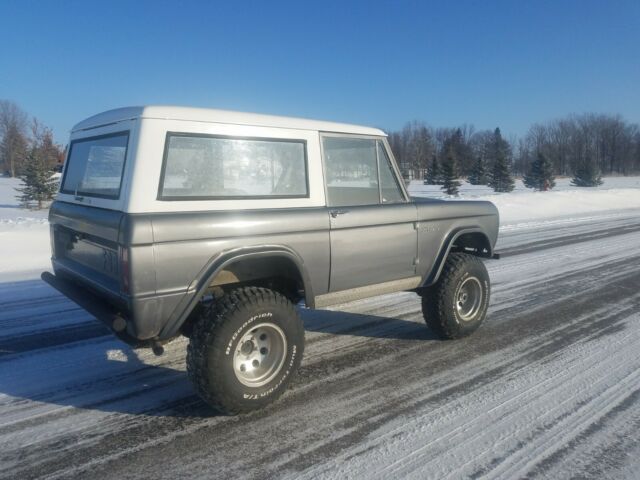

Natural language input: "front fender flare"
[422,227,492,287]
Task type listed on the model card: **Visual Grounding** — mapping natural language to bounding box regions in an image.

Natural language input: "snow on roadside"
[0,177,51,282]
[0,225,51,282]
[409,177,640,225]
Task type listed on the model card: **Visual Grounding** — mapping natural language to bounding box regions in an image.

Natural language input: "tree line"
[1,100,65,208]
[388,113,640,194]
[2,97,639,203]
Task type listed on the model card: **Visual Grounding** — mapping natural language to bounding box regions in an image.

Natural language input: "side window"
[322,136,406,207]
[322,137,379,207]
[377,141,405,204]
[159,134,308,199]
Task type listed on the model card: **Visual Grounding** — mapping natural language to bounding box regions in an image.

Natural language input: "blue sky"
[1,0,638,142]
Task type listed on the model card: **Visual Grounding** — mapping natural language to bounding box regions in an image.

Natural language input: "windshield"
[61,131,129,199]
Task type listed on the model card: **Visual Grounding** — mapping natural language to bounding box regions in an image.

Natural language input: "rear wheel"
[422,253,490,339]
[187,287,304,414]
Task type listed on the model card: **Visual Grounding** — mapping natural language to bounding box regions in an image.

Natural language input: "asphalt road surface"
[1,211,639,479]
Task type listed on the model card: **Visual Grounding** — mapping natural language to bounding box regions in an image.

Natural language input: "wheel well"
[179,252,308,339]
[419,231,493,291]
[207,256,304,303]
[450,232,492,258]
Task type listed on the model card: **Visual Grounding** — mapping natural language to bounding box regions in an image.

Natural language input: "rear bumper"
[41,271,144,347]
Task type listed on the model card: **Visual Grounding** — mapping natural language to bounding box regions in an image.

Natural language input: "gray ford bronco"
[42,106,499,414]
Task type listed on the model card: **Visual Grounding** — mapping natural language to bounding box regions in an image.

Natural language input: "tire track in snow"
[373,306,640,479]
[36,249,640,475]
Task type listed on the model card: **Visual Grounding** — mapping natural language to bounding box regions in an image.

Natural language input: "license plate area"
[57,227,119,280]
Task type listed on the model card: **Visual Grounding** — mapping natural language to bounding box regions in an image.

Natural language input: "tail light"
[49,225,57,258]
[119,246,130,294]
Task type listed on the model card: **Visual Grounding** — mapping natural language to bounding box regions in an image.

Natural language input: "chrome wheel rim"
[455,277,483,321]
[233,322,287,387]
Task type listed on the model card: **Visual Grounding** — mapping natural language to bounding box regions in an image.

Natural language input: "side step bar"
[314,276,422,308]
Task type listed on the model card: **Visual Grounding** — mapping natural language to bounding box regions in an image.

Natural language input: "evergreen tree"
[571,157,603,187]
[15,147,58,209]
[425,155,441,184]
[441,148,461,196]
[523,151,556,191]
[449,128,474,175]
[468,156,487,185]
[487,128,515,192]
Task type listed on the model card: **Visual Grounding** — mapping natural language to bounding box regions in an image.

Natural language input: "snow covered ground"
[0,177,50,282]
[409,176,640,224]
[0,175,639,479]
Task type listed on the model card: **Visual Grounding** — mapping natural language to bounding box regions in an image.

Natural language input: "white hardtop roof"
[72,105,386,136]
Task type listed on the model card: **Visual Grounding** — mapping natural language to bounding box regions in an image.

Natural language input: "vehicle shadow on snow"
[0,334,218,418]
[0,280,436,419]
[301,307,440,341]
[0,278,215,419]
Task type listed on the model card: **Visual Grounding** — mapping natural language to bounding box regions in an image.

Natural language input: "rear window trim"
[157,131,310,201]
[60,130,130,200]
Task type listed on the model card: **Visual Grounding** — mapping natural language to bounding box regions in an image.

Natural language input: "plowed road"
[1,211,639,479]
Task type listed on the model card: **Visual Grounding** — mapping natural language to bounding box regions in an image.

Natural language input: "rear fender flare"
[160,245,314,338]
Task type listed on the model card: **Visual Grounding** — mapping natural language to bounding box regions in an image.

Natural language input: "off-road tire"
[422,253,490,339]
[187,287,304,414]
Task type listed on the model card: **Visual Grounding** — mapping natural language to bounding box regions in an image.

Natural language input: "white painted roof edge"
[72,105,387,136]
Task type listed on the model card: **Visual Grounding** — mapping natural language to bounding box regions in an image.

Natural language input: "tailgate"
[49,201,124,294]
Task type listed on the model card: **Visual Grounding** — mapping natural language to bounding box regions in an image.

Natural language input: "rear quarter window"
[61,131,129,199]
[158,133,309,200]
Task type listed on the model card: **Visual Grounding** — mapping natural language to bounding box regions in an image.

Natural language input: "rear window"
[159,133,308,200]
[61,131,129,199]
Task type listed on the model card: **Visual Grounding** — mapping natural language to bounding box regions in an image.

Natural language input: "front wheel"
[187,287,304,414]
[422,253,490,339]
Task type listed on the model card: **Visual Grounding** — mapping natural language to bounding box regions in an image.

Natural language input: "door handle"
[330,209,349,218]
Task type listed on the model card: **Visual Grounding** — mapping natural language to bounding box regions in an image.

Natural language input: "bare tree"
[388,121,435,179]
[517,113,640,178]
[0,100,29,177]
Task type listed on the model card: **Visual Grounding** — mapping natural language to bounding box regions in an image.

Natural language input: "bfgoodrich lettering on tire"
[422,253,490,339]
[187,287,304,414]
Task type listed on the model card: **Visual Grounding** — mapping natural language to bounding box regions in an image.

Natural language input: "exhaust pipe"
[151,341,165,356]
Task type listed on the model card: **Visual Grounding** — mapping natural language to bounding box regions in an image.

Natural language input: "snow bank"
[0,224,51,281]
[0,177,51,281]
[409,177,640,225]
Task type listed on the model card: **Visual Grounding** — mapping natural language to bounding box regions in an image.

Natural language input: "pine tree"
[468,156,487,185]
[425,155,441,184]
[15,147,58,209]
[487,128,515,193]
[571,157,603,187]
[441,148,461,196]
[523,151,556,191]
